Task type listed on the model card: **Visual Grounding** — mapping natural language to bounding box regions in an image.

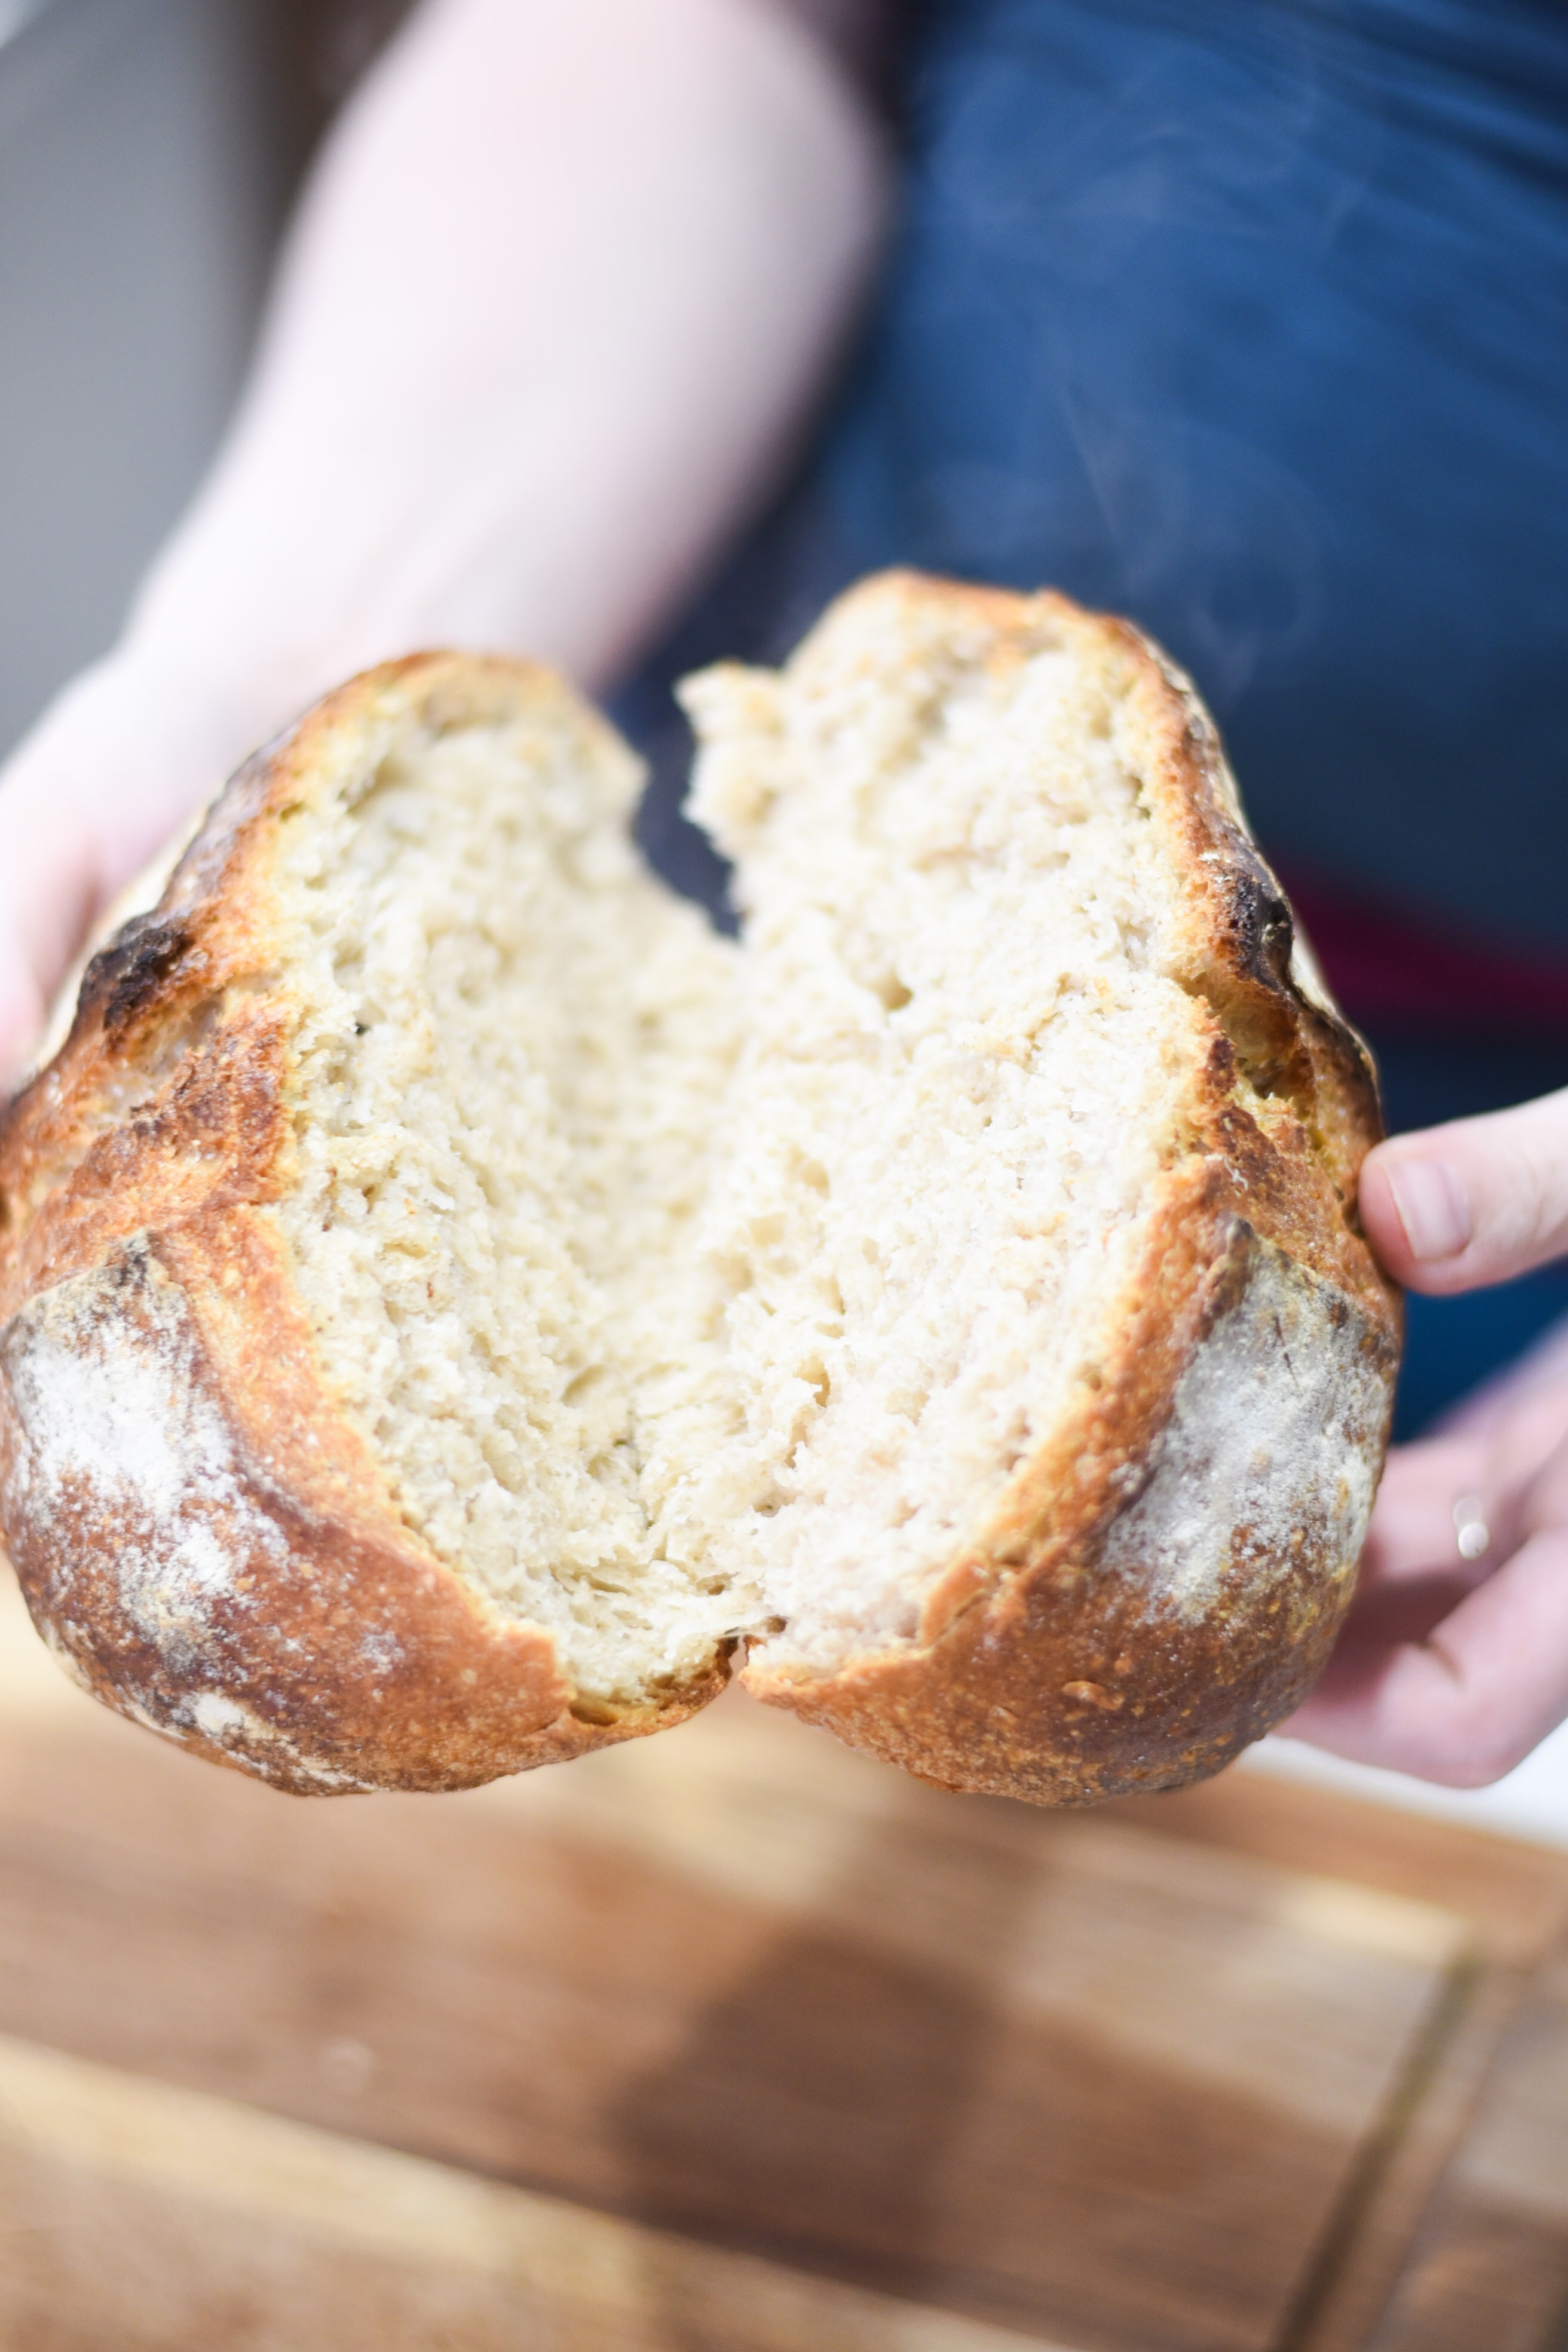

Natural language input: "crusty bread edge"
[0,656,727,1794]
[735,575,1400,1800]
[0,595,1401,1806]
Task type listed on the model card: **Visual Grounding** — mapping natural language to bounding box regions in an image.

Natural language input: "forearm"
[132,0,890,712]
[0,0,889,1063]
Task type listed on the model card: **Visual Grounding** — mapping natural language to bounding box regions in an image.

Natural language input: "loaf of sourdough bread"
[0,574,1399,1802]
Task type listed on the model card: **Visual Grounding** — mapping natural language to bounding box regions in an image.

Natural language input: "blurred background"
[0,0,409,765]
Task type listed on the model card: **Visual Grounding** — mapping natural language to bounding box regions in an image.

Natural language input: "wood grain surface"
[1363,1944,1568,2352]
[1,1579,1565,2349]
[0,2034,1057,2352]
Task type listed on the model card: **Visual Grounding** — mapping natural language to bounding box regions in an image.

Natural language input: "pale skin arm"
[0,0,891,1073]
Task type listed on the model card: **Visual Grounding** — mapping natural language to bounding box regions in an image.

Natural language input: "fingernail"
[1386,1159,1473,1262]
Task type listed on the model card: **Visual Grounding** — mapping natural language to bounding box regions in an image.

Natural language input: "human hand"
[1288,1091,1568,1783]
[0,651,265,1085]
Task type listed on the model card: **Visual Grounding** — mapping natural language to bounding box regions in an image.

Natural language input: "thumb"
[1360,1088,1568,1294]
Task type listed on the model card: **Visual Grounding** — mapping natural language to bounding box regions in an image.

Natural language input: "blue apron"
[619,0,1568,1431]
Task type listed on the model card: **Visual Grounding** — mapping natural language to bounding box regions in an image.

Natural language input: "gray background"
[0,0,321,762]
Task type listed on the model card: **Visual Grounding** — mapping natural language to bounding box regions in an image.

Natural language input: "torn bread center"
[266,601,1244,1711]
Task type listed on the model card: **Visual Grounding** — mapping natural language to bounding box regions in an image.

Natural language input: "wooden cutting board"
[1,1576,1565,2352]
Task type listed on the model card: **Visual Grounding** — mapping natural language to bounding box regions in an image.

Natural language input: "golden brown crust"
[0,594,1401,1806]
[0,656,722,1793]
[738,575,1401,1800]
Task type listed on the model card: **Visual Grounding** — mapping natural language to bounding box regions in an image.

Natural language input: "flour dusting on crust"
[0,1247,377,1789]
[1099,1229,1384,1618]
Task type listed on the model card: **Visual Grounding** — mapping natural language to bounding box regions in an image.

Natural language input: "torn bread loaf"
[0,574,1399,1802]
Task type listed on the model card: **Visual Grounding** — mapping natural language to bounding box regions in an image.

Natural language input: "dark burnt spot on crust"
[90,917,199,1039]
[1218,858,1297,1004]
[0,961,242,1278]
[1179,859,1315,1108]
[1117,612,1386,1228]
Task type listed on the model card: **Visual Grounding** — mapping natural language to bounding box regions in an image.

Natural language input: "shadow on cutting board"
[605,1784,1405,2352]
[611,1818,1026,2311]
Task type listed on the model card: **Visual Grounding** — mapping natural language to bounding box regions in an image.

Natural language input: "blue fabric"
[617,0,1568,1429]
[814,0,1568,951]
